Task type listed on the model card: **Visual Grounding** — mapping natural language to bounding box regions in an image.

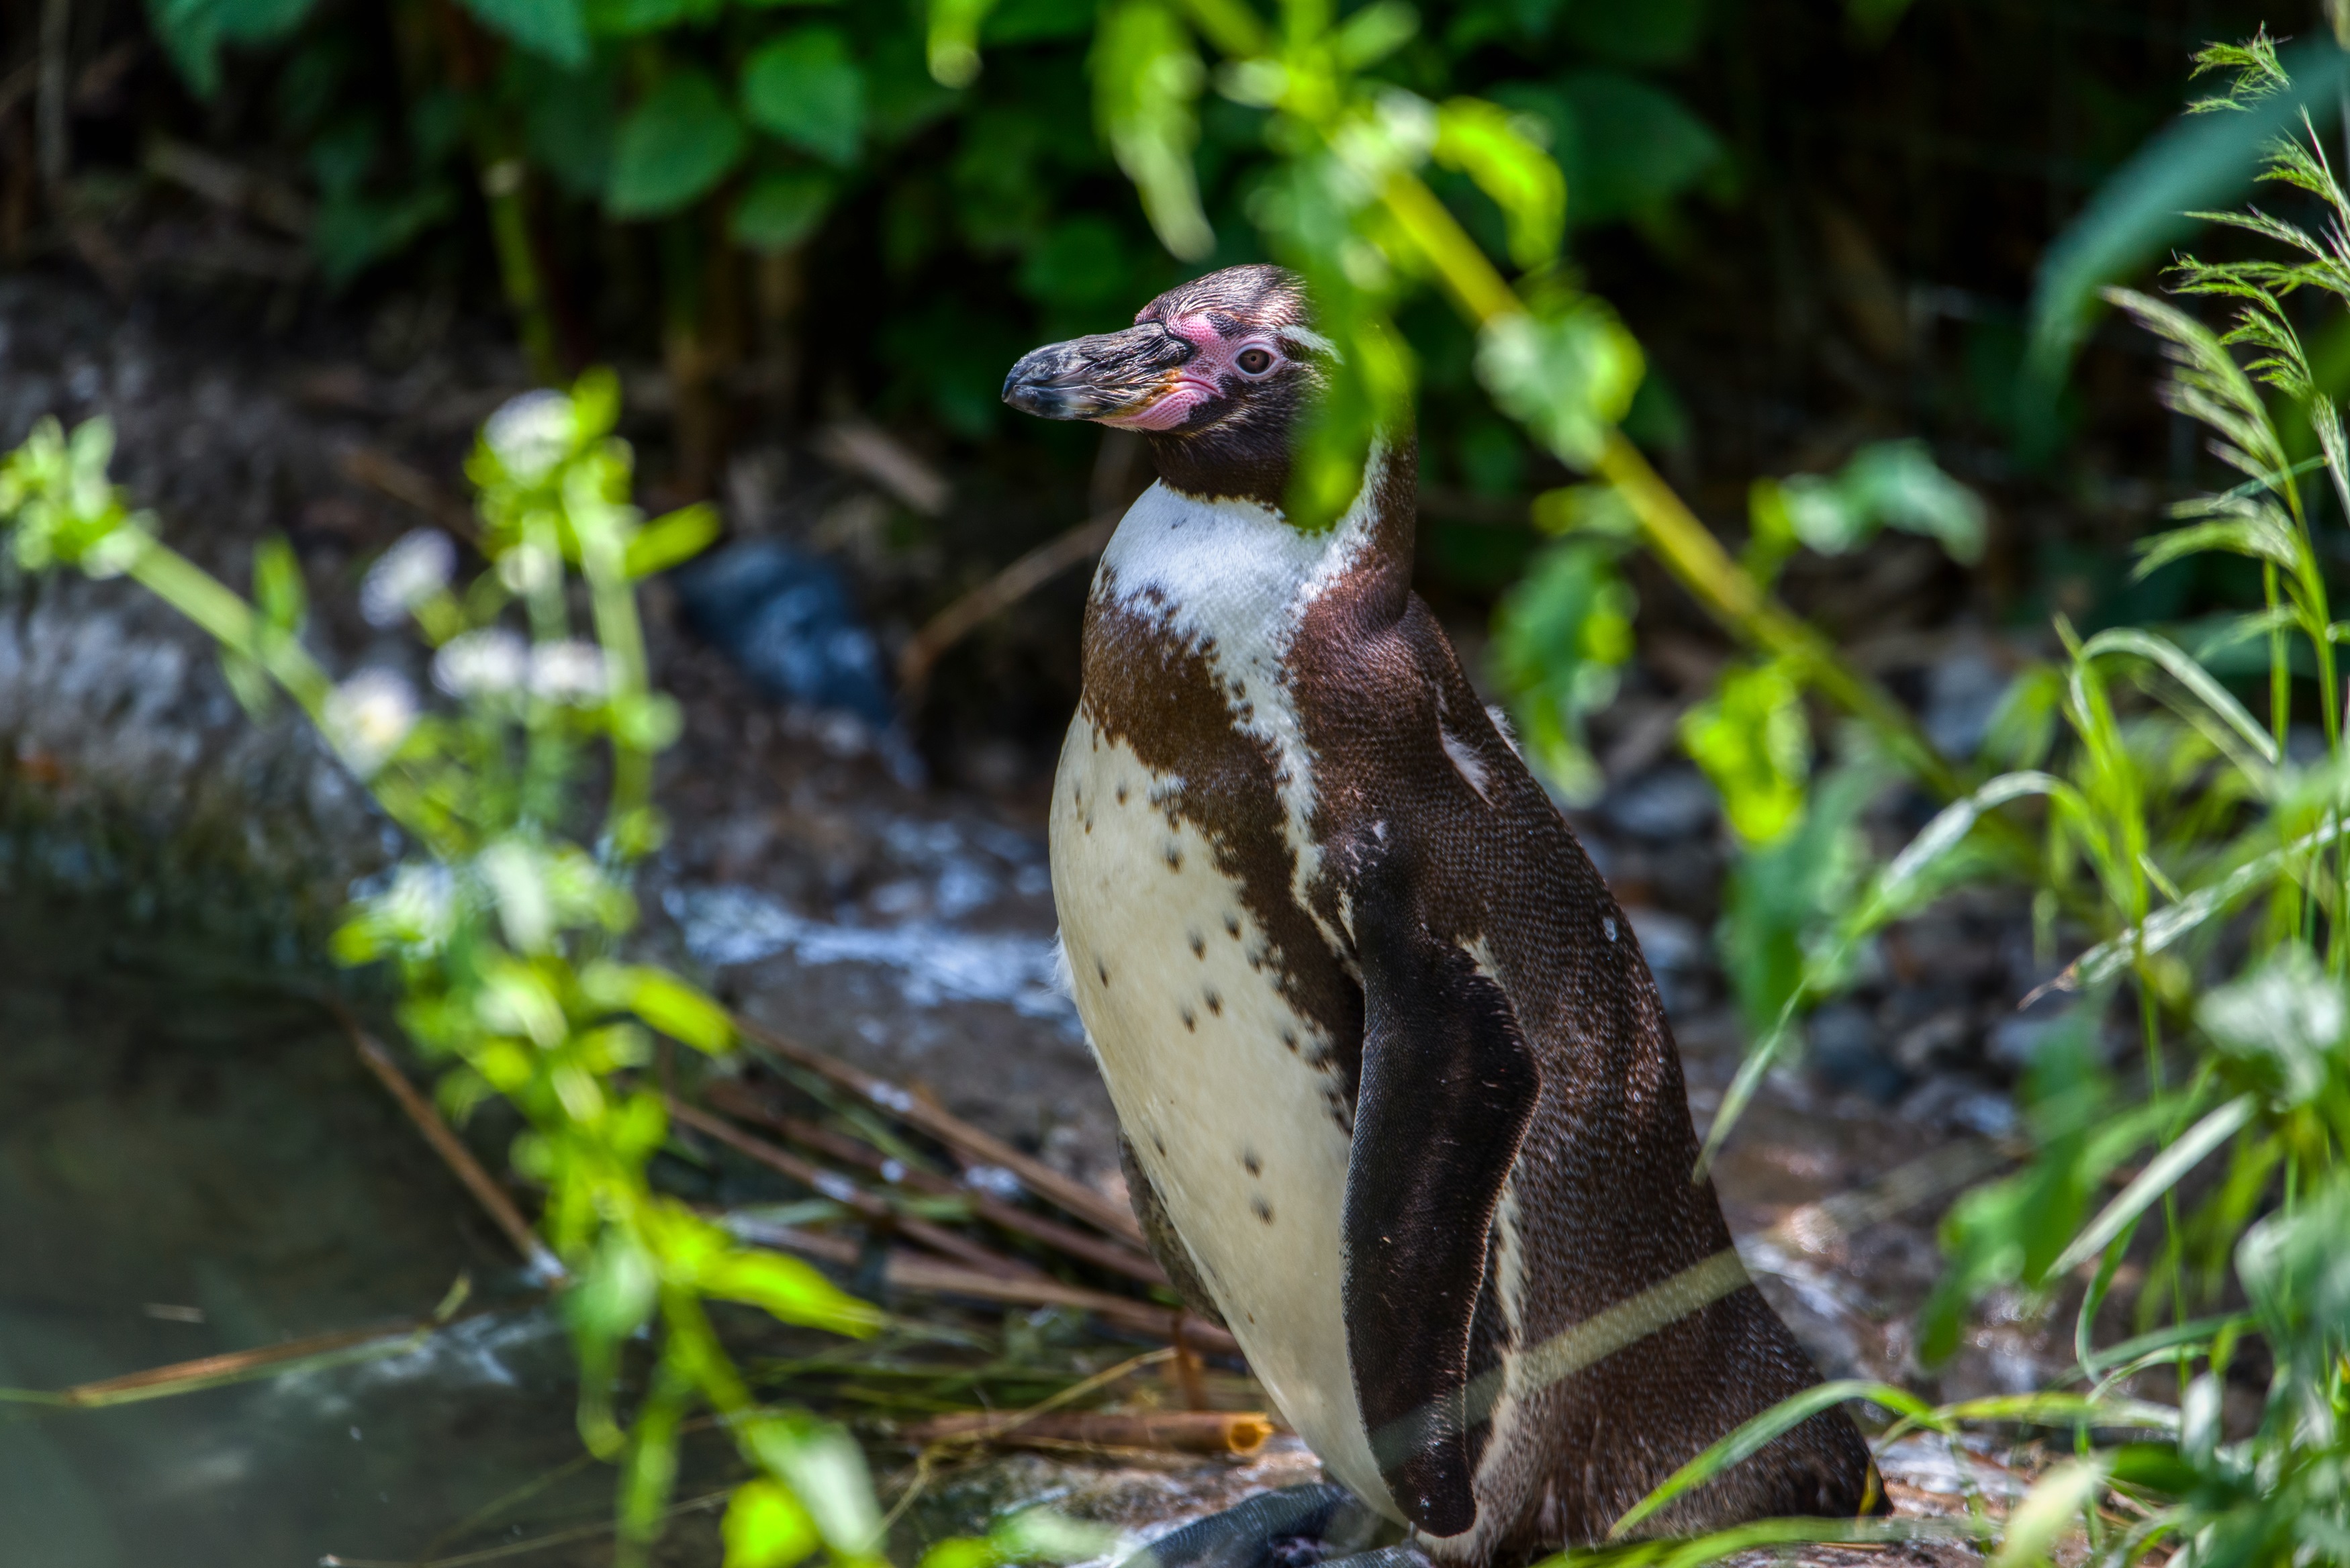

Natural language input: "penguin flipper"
[1342,865,1542,1540]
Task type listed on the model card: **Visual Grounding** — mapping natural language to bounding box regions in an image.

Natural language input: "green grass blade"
[2049,1095,2258,1277]
[1605,1380,1930,1539]
[2078,627,2280,765]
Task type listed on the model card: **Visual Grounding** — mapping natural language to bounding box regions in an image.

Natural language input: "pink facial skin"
[1098,311,1284,431]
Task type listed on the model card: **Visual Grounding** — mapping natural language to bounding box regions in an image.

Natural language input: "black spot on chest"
[1078,577,1364,1095]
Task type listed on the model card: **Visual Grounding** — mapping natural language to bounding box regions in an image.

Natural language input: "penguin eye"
[1233,345,1277,377]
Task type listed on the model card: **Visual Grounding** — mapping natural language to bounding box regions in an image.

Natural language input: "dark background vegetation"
[0,0,2283,783]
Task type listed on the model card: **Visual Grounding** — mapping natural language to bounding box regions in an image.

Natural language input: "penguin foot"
[1115,1485,1401,1568]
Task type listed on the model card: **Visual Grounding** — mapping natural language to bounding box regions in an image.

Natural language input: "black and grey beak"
[1002,324,1194,421]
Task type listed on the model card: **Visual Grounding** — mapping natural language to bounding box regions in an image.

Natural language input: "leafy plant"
[0,376,885,1568]
[1056,10,2350,1565]
[1609,45,2350,1568]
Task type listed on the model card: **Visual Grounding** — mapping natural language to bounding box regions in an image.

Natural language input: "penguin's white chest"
[1051,718,1392,1514]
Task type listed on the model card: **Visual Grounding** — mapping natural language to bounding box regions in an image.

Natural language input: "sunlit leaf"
[724,1479,820,1568]
[1092,0,1212,260]
[1434,97,1563,268]
[624,504,724,578]
[2199,945,2345,1108]
[1680,660,1810,847]
[925,0,1001,86]
[741,1414,883,1555]
[1989,1455,2110,1568]
[699,1246,882,1334]
[1491,539,1634,803]
[1476,296,1644,471]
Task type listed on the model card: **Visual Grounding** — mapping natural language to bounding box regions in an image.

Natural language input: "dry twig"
[703,1079,1166,1285]
[898,513,1117,697]
[728,1219,1237,1355]
[731,1016,1149,1248]
[669,1096,1045,1281]
[338,1010,565,1283]
[900,1409,1274,1456]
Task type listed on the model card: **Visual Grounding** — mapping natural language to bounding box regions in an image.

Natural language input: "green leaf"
[1836,440,1987,562]
[312,185,459,287]
[740,1414,882,1555]
[461,0,587,67]
[1713,761,1879,1042]
[2077,625,2280,768]
[1434,97,1565,269]
[732,170,837,252]
[700,1246,882,1333]
[625,503,723,577]
[583,961,735,1052]
[927,0,1002,87]
[743,28,867,166]
[1491,539,1634,803]
[568,1228,659,1345]
[2049,1095,2259,1276]
[1493,71,1722,226]
[1092,0,1211,261]
[608,70,747,219]
[1609,1380,1932,1538]
[724,1479,820,1568]
[1989,1456,2110,1568]
[2198,945,2345,1109]
[146,0,321,96]
[1476,297,1644,471]
[251,535,307,639]
[521,59,620,197]
[1680,660,1810,847]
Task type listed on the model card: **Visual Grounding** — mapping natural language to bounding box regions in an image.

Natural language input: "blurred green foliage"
[0,379,888,1568]
[130,0,1731,488]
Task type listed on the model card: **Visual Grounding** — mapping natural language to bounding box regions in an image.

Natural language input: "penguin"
[1002,264,1879,1565]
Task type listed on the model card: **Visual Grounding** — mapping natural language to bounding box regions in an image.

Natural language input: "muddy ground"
[0,267,2094,1565]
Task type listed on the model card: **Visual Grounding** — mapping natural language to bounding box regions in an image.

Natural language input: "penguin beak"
[1002,324,1199,424]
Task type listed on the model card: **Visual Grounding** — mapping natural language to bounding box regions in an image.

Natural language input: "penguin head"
[1003,264,1335,501]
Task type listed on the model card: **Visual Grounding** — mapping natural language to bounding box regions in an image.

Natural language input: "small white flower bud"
[530,640,608,703]
[432,628,529,698]
[496,540,559,596]
[483,391,574,484]
[360,530,456,628]
[324,668,418,773]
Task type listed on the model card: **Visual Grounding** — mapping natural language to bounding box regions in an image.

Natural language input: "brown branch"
[338,446,478,538]
[338,1013,566,1284]
[731,1219,1237,1355]
[898,513,1117,698]
[730,1016,1149,1249]
[900,1410,1274,1456]
[667,1097,1045,1281]
[702,1079,1166,1286]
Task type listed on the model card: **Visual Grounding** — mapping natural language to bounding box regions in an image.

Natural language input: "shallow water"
[0,889,646,1566]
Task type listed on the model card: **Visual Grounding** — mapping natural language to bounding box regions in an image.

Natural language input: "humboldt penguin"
[1002,264,1877,1565]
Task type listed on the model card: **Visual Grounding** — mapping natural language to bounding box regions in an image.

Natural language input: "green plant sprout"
[0,375,886,1568]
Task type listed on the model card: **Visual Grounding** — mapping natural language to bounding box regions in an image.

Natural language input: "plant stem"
[480,157,563,387]
[1374,168,1970,803]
